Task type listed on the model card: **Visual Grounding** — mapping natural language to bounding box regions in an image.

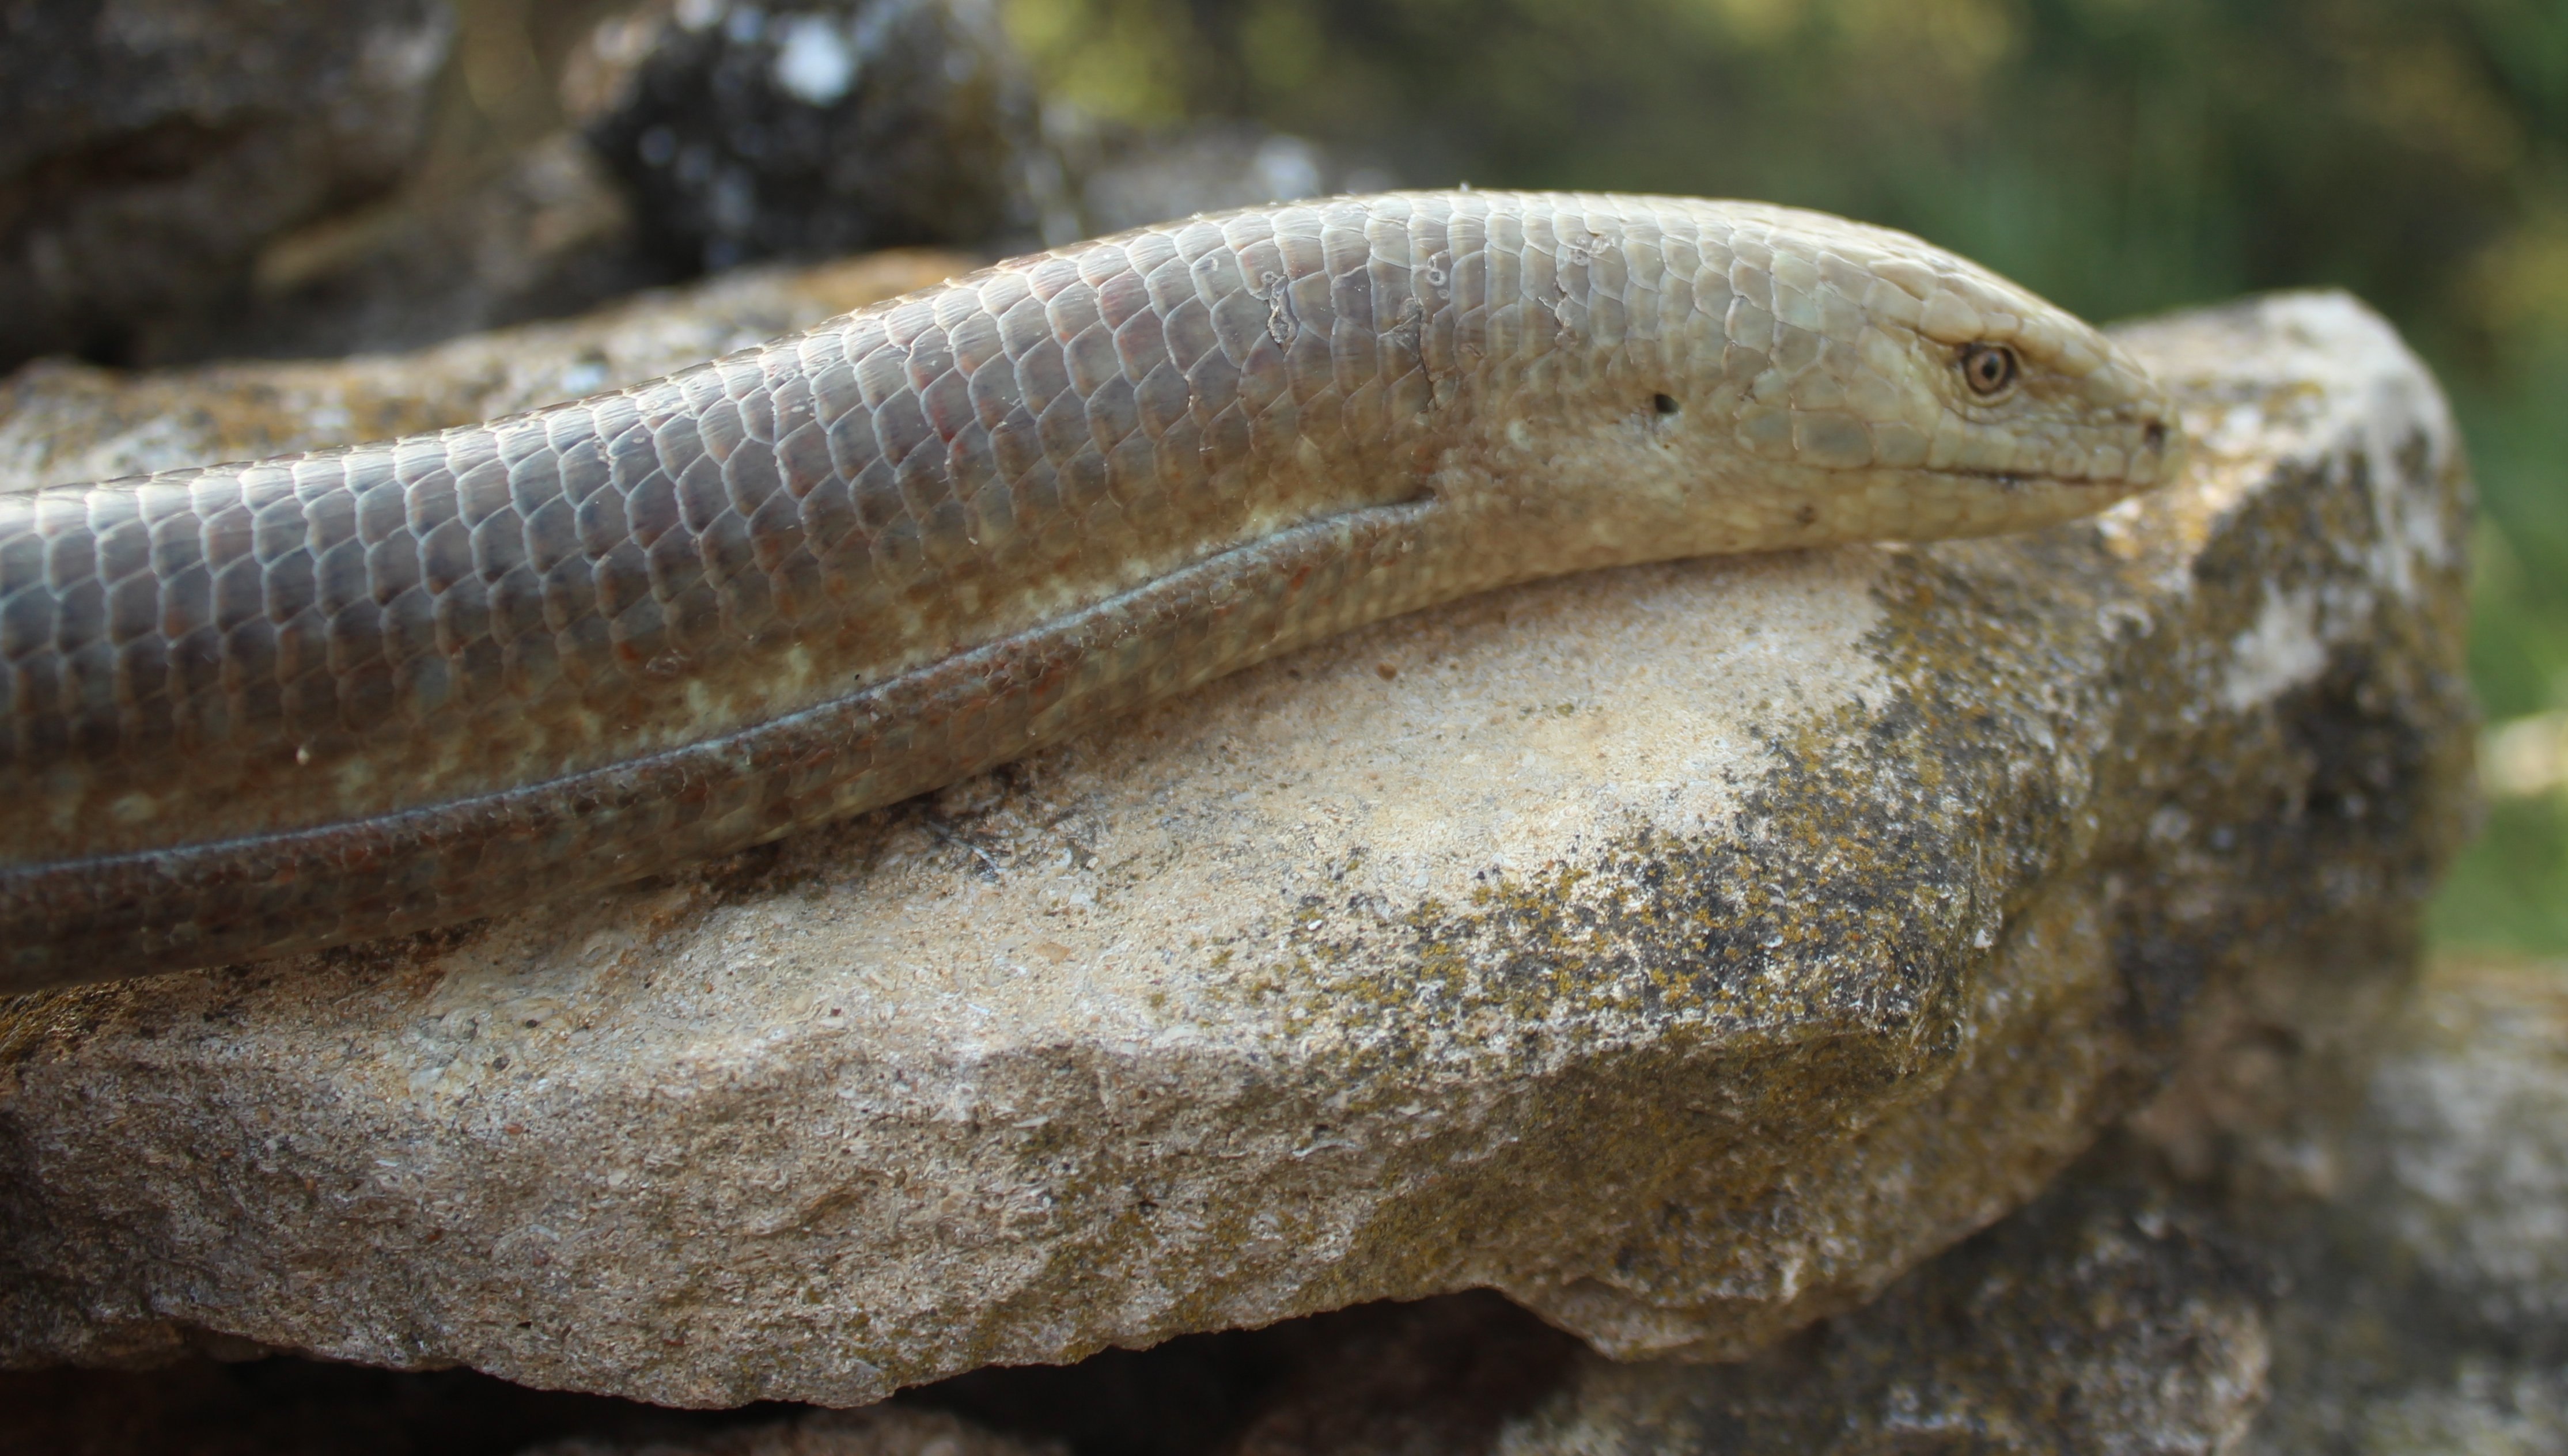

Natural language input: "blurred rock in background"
[2241,954,2568,1451]
[577,0,1074,272]
[0,0,1361,373]
[167,130,658,363]
[0,0,456,368]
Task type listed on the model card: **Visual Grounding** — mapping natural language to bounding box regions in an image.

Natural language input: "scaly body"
[0,192,2173,991]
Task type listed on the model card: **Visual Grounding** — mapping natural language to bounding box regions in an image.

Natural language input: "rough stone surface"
[6,955,2562,1454]
[582,0,1069,272]
[0,289,2474,1406]
[0,0,456,370]
[1470,954,2568,1455]
[2239,954,2568,1454]
[1482,1154,2271,1454]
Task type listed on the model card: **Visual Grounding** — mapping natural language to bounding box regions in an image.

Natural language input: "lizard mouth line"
[1925,467,2146,487]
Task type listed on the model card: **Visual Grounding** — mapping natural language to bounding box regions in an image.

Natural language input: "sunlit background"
[991,0,2568,954]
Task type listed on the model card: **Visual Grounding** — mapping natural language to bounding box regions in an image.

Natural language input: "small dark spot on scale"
[1794,503,1819,526]
[1376,662,1398,680]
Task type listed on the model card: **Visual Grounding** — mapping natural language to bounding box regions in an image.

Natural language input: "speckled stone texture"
[1488,1159,2272,1455]
[2234,954,2568,1454]
[0,287,2472,1406]
[0,955,2548,1454]
[1460,949,2568,1456]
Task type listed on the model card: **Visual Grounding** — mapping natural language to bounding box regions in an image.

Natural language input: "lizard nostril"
[2143,420,2168,452]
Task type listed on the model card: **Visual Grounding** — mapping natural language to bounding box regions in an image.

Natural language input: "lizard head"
[1672,202,2180,544]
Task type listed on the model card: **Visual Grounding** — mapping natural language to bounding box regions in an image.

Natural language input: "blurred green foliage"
[1004,0,2568,951]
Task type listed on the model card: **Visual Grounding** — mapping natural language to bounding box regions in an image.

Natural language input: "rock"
[0,0,456,370]
[0,289,2474,1405]
[153,131,667,364]
[2331,957,2568,1336]
[1484,1156,2274,1454]
[4,951,2554,1454]
[0,247,971,492]
[920,950,2568,1456]
[581,0,1070,273]
[1474,950,2568,1455]
[0,0,1051,369]
[2240,953,2568,1453]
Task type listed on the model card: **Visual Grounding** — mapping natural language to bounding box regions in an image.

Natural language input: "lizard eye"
[1960,343,2019,399]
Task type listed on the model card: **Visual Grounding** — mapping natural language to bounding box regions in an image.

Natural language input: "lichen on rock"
[0,289,2475,1407]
